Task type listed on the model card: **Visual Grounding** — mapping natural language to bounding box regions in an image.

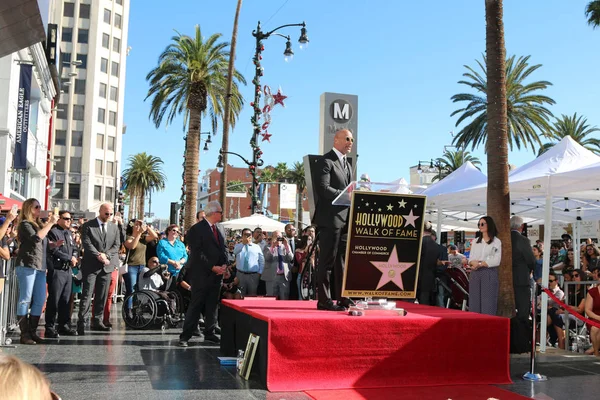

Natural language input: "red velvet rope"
[542,287,600,330]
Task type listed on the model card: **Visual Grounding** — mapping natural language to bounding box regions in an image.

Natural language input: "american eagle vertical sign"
[14,64,33,169]
[342,191,427,298]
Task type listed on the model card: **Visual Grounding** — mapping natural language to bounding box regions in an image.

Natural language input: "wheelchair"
[122,289,183,330]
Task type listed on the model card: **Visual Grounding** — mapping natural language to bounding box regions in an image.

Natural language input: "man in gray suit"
[263,230,294,299]
[77,203,120,334]
[510,216,535,321]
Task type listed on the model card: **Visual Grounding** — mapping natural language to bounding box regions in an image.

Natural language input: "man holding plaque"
[313,129,354,311]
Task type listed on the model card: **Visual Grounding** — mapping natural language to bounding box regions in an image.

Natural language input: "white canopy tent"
[219,214,287,232]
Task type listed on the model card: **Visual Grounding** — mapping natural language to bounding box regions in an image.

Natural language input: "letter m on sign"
[333,102,350,120]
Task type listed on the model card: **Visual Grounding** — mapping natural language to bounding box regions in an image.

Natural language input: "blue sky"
[122,0,600,219]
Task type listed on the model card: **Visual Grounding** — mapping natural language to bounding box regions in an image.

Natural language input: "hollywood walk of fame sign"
[341,191,427,299]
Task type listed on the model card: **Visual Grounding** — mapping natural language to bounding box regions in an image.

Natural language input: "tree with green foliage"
[288,161,306,228]
[538,113,600,155]
[122,153,166,220]
[586,1,600,28]
[432,149,482,182]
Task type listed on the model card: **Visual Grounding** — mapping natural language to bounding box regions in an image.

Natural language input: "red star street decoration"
[272,88,287,107]
[261,132,272,142]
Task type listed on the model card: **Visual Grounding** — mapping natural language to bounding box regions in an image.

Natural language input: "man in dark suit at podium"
[313,129,354,311]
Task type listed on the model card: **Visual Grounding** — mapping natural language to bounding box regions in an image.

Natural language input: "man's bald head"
[333,129,354,154]
[98,203,114,223]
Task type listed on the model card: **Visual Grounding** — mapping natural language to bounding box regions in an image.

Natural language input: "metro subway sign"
[330,99,353,123]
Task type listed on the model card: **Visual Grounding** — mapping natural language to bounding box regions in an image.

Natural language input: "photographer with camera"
[124,219,159,301]
[263,230,294,300]
[45,211,79,338]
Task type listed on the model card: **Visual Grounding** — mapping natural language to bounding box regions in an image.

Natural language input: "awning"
[0,193,23,211]
[0,0,46,58]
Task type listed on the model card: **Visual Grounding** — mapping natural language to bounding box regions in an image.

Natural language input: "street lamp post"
[216,148,262,213]
[246,21,309,214]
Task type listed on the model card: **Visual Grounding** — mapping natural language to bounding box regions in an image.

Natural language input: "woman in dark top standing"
[15,198,58,344]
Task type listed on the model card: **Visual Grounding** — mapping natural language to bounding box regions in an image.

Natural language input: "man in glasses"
[179,201,227,347]
[77,203,121,334]
[45,211,79,338]
[312,128,355,311]
[233,228,264,297]
[510,216,536,322]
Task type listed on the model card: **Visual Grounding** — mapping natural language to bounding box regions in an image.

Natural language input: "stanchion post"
[523,282,547,381]
[0,260,16,347]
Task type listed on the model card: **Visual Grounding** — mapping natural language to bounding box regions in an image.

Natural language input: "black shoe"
[192,326,202,337]
[204,334,220,344]
[76,325,85,336]
[337,297,356,308]
[214,326,221,335]
[317,301,346,311]
[45,328,60,339]
[58,327,78,336]
[90,322,111,332]
[178,340,189,347]
[102,320,113,328]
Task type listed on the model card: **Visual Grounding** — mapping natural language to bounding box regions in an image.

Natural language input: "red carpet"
[304,385,528,400]
[222,300,511,392]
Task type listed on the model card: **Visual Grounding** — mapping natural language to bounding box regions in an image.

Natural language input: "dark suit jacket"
[185,219,228,287]
[48,226,75,271]
[81,218,120,274]
[511,230,535,286]
[418,235,440,293]
[312,149,353,229]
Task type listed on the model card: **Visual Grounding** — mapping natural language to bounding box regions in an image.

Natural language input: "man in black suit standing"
[313,128,354,311]
[510,216,535,320]
[77,203,120,334]
[417,222,440,305]
[179,200,228,347]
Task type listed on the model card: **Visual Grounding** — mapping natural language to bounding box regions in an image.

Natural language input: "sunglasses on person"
[345,137,354,143]
[548,279,556,283]
[104,213,113,216]
[243,232,252,237]
[573,274,580,278]
[149,260,159,264]
[62,217,72,221]
[34,205,41,209]
[478,222,487,227]
[171,230,181,234]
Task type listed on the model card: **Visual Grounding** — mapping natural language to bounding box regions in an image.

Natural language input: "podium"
[335,181,427,299]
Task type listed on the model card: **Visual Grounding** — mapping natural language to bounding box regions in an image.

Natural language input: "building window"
[102,33,110,49]
[57,104,68,120]
[109,86,118,101]
[95,160,103,175]
[107,161,115,177]
[114,13,122,29]
[113,37,120,53]
[104,9,111,24]
[72,131,83,147]
[116,0,123,5]
[54,183,64,199]
[77,29,88,44]
[61,52,71,65]
[111,62,119,77]
[73,105,85,121]
[79,4,90,19]
[55,156,66,172]
[94,185,102,201]
[70,157,82,173]
[100,58,108,73]
[68,184,81,200]
[97,133,104,149]
[62,28,73,42]
[76,54,87,69]
[105,187,114,202]
[55,130,67,146]
[74,79,86,95]
[109,111,117,126]
[98,108,105,123]
[107,136,115,151]
[99,83,107,98]
[63,3,75,17]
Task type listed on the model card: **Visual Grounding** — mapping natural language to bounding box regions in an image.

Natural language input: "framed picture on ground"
[240,333,260,380]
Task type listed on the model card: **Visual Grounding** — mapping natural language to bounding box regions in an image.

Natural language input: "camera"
[277,237,284,242]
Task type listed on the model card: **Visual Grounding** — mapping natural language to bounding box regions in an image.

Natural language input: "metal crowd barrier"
[563,280,599,352]
[0,258,18,347]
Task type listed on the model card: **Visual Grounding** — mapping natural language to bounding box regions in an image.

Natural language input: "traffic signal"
[117,191,125,214]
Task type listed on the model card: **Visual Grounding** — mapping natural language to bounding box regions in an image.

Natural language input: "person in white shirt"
[468,216,502,315]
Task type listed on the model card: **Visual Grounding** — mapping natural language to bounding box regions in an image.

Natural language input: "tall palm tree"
[451,54,555,152]
[258,168,275,183]
[122,153,166,220]
[219,0,244,221]
[146,25,246,231]
[227,179,246,192]
[538,113,600,156]
[485,0,513,318]
[586,1,600,28]
[432,149,482,182]
[288,161,306,229]
[273,162,290,182]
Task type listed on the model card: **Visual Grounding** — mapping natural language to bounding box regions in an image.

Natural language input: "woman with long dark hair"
[15,198,58,344]
[467,216,502,315]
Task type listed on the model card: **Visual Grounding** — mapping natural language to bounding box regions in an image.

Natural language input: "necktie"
[100,223,105,236]
[344,158,351,180]
[277,247,284,274]
[243,244,250,272]
[288,238,294,253]
[212,224,219,244]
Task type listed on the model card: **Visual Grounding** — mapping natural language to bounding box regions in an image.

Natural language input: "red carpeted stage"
[220,299,511,392]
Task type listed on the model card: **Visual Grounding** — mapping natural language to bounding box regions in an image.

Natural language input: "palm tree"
[227,179,246,192]
[288,161,306,229]
[219,0,244,221]
[538,113,600,156]
[451,54,555,152]
[258,168,275,183]
[273,162,290,182]
[586,1,600,28]
[485,0,513,318]
[122,153,166,220]
[432,149,482,182]
[146,25,246,231]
